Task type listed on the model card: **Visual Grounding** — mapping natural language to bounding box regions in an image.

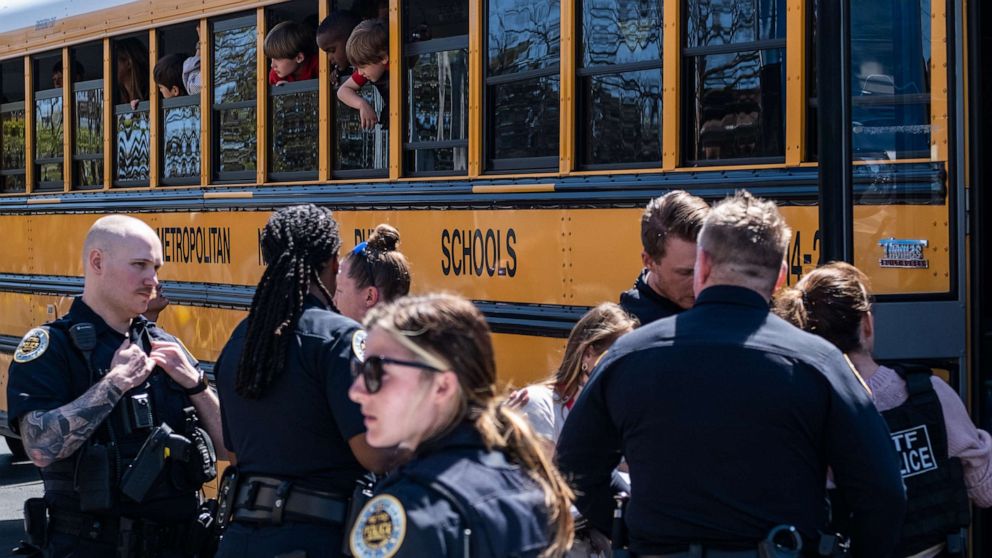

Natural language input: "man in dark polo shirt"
[619,190,710,325]
[560,191,906,558]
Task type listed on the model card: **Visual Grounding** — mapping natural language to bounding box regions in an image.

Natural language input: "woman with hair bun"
[347,293,574,557]
[334,223,411,322]
[774,262,992,558]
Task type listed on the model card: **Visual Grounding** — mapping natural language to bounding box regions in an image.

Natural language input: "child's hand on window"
[130,99,140,110]
[359,102,378,129]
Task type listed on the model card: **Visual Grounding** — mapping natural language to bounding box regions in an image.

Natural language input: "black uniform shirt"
[7,297,199,520]
[619,269,684,326]
[215,294,366,495]
[348,422,551,558]
[557,285,906,558]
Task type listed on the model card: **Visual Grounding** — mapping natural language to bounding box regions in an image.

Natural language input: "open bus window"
[72,42,104,190]
[267,1,319,181]
[683,0,786,165]
[34,51,64,190]
[806,0,932,161]
[213,13,258,182]
[158,23,202,185]
[332,0,388,178]
[403,0,468,176]
[1,59,26,193]
[577,0,662,169]
[486,0,560,172]
[113,36,150,187]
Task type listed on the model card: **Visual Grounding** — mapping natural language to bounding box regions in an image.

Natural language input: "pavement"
[0,438,41,556]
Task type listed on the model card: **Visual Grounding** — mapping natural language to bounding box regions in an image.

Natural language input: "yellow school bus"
[0,0,989,547]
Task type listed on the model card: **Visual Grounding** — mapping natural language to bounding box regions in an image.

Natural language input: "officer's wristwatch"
[185,369,210,396]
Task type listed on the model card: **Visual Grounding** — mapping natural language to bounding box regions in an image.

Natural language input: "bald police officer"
[558,191,906,557]
[7,215,225,557]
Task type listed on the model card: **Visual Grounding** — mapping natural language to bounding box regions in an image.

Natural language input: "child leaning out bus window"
[265,21,319,86]
[337,19,389,129]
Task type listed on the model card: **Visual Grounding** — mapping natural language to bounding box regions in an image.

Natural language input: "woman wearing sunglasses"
[214,205,394,558]
[347,293,575,557]
[334,223,411,323]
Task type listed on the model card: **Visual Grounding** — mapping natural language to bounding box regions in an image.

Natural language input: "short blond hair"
[698,191,791,286]
[346,19,388,67]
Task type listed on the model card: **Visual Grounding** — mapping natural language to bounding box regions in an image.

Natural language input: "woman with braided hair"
[214,204,394,558]
[347,293,575,557]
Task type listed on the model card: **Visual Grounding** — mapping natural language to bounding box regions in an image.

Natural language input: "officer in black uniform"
[619,190,710,325]
[214,205,394,558]
[346,294,575,557]
[558,192,907,558]
[7,215,224,558]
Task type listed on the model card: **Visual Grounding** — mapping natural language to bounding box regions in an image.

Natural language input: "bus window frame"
[112,99,151,188]
[268,78,319,182]
[483,0,562,174]
[33,86,65,191]
[0,100,27,193]
[403,34,470,177]
[72,78,104,191]
[680,0,787,167]
[211,14,259,185]
[161,93,202,187]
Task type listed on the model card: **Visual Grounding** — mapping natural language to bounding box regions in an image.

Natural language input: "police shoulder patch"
[349,494,406,558]
[14,327,50,363]
[352,329,367,362]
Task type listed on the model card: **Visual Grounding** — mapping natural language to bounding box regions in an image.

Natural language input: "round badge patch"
[14,327,50,363]
[349,494,406,558]
[352,329,367,362]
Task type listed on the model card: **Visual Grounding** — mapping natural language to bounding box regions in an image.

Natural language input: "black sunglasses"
[351,355,443,394]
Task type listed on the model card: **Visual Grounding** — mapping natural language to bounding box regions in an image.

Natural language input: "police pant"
[215,521,346,558]
[43,526,189,558]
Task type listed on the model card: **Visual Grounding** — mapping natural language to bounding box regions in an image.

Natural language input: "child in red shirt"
[265,21,319,85]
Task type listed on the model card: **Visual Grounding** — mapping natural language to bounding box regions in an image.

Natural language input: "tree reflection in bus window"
[75,87,103,188]
[406,50,468,173]
[683,0,785,163]
[1,108,26,193]
[116,108,150,182]
[35,95,64,185]
[578,0,662,167]
[806,0,932,161]
[487,0,560,169]
[164,104,200,180]
[214,20,258,178]
[335,89,388,172]
[272,88,318,175]
[404,0,469,175]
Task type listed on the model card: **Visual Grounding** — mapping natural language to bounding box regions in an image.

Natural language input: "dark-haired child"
[265,21,319,86]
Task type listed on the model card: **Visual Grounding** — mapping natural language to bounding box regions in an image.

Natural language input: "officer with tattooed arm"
[7,215,226,558]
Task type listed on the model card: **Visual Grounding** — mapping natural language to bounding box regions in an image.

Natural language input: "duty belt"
[232,475,349,526]
[639,551,759,558]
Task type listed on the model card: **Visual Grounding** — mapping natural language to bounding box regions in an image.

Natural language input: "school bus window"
[113,36,151,187]
[0,59,26,194]
[332,2,388,179]
[156,23,202,186]
[72,43,104,190]
[266,2,320,181]
[34,52,64,191]
[682,0,785,165]
[486,0,560,172]
[577,0,662,169]
[213,14,259,182]
[806,0,932,162]
[404,0,469,176]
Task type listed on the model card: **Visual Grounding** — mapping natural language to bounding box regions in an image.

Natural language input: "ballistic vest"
[880,365,970,556]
